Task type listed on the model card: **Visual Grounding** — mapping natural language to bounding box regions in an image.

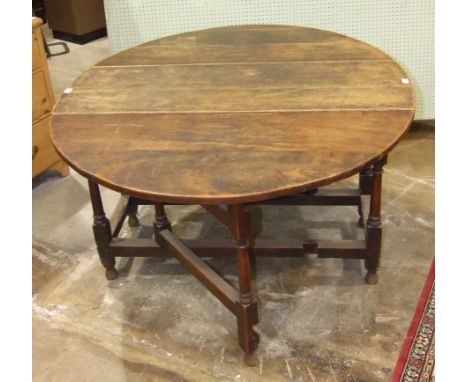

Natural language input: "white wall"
[103,0,434,119]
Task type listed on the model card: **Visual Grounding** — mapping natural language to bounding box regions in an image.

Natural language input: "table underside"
[89,156,386,365]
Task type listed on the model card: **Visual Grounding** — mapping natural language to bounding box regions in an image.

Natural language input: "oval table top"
[51,25,415,204]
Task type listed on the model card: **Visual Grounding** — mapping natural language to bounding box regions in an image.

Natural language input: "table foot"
[128,215,140,227]
[357,216,364,228]
[239,325,259,366]
[243,352,258,367]
[365,271,378,285]
[105,267,118,280]
[127,204,140,227]
[155,203,171,231]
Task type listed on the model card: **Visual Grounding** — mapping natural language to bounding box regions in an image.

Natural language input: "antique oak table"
[51,25,415,365]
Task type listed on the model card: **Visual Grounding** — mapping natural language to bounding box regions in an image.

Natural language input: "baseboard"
[52,28,107,45]
[411,119,435,131]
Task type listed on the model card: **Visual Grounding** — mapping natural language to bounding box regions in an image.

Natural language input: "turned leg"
[365,157,387,285]
[231,204,259,366]
[88,180,117,280]
[127,202,140,227]
[153,203,171,231]
[358,166,372,227]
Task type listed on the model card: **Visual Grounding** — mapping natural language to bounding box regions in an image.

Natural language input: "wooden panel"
[32,117,60,177]
[140,25,357,46]
[54,60,413,114]
[32,70,53,121]
[55,85,413,114]
[98,26,390,66]
[99,42,389,66]
[51,110,413,203]
[75,61,406,90]
[32,32,42,72]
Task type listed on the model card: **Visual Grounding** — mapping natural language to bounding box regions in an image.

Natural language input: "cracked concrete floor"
[33,27,434,382]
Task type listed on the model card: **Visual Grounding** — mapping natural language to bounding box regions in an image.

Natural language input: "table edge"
[51,109,415,204]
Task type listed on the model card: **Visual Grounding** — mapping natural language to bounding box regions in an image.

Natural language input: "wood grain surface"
[51,25,415,204]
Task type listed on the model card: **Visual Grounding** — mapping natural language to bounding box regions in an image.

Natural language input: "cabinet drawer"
[32,32,42,72]
[32,117,60,177]
[32,70,53,122]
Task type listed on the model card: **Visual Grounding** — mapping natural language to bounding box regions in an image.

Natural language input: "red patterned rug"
[393,260,435,381]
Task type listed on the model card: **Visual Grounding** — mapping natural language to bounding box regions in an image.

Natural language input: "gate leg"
[365,157,387,285]
[358,166,373,227]
[88,180,117,280]
[231,204,259,366]
[154,203,171,231]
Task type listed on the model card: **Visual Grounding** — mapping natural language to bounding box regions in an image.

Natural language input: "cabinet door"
[32,116,60,177]
[32,70,53,122]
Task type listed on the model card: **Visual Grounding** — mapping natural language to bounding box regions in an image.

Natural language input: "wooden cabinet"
[32,17,68,178]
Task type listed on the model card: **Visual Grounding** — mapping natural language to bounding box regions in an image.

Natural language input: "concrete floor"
[33,27,434,382]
